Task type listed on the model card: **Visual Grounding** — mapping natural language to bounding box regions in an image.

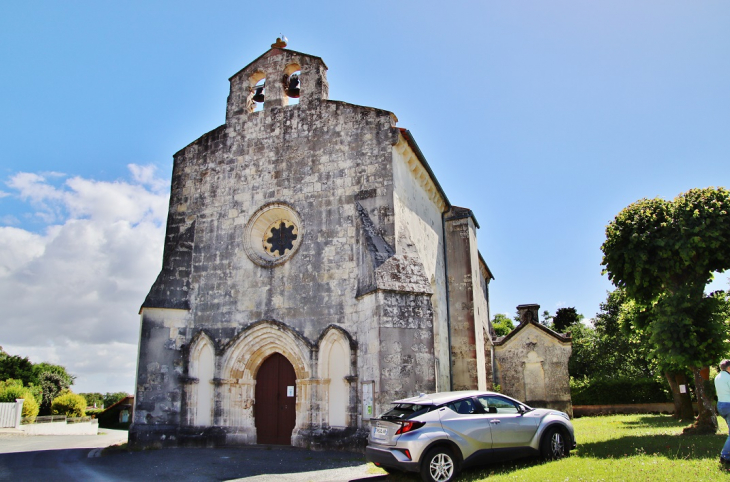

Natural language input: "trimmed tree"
[601,187,730,433]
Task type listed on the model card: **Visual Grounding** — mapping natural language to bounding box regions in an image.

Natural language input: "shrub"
[86,408,104,418]
[571,376,672,405]
[0,381,40,423]
[51,392,86,417]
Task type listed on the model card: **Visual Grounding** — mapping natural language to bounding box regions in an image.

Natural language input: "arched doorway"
[255,353,296,445]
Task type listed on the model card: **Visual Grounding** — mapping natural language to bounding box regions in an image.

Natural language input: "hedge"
[0,384,39,423]
[571,377,672,405]
[51,392,86,417]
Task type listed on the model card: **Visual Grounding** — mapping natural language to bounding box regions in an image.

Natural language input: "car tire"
[420,447,457,482]
[540,426,567,460]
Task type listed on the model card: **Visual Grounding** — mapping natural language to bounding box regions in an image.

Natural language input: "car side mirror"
[488,407,497,414]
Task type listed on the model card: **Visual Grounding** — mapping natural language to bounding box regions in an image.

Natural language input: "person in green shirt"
[715,359,730,464]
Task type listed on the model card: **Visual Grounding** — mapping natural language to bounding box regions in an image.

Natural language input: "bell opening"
[252,78,265,111]
[285,71,300,105]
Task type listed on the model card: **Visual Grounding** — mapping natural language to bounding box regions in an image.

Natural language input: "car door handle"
[490,420,500,424]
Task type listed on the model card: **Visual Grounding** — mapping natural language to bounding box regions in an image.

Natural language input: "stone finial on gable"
[516,304,540,326]
[271,37,288,49]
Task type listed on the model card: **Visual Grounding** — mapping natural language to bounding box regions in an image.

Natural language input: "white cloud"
[0,164,168,393]
[0,214,20,225]
[128,164,168,193]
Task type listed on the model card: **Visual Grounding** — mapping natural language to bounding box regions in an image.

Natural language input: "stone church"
[130,41,570,449]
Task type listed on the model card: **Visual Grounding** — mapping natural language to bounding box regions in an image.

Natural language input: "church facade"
[130,42,499,449]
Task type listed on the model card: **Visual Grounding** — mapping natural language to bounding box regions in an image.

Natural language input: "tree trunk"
[665,371,694,421]
[683,366,717,435]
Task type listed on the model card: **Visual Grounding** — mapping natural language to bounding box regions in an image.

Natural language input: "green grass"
[372,414,730,481]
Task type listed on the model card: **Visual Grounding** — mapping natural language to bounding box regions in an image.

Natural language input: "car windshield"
[380,403,433,421]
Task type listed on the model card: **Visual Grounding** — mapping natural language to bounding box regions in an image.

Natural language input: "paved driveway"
[0,430,392,482]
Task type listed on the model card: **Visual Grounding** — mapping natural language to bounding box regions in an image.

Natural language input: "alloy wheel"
[550,431,565,457]
[429,452,454,482]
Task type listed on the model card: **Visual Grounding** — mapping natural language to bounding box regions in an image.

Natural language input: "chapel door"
[255,353,296,445]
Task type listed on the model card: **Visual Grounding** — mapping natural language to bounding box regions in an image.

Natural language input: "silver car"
[365,390,576,482]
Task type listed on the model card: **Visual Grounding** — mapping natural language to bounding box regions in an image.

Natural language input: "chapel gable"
[493,304,573,416]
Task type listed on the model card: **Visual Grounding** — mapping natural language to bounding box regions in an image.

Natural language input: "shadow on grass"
[578,432,727,461]
[617,415,692,429]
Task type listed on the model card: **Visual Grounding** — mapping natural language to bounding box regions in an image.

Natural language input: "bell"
[286,74,300,98]
[252,85,265,103]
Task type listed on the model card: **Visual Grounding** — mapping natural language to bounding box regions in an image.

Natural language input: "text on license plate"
[373,426,388,437]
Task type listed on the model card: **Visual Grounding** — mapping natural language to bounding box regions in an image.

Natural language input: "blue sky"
[1,1,729,393]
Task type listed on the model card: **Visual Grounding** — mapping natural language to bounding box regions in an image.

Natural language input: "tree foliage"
[491,313,515,337]
[0,348,34,385]
[80,392,104,408]
[38,372,71,415]
[553,307,581,332]
[32,363,75,388]
[601,187,730,431]
[0,348,76,416]
[571,289,656,380]
[103,392,131,408]
[541,310,553,326]
[602,188,730,303]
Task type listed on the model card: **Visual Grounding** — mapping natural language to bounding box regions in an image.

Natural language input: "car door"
[437,397,492,457]
[476,395,539,448]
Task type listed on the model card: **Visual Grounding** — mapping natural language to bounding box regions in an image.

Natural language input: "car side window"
[445,398,478,415]
[477,395,519,414]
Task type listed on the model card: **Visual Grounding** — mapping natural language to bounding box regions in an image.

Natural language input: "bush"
[571,376,672,405]
[0,381,40,423]
[51,392,86,417]
[86,408,104,418]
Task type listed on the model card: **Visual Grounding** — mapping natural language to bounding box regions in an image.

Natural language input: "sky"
[1,1,729,394]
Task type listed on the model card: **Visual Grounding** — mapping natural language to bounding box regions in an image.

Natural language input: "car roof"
[392,390,500,406]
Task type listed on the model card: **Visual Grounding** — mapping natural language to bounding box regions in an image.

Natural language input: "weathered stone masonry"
[131,44,499,450]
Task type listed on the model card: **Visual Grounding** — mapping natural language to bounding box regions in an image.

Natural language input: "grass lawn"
[373,414,730,481]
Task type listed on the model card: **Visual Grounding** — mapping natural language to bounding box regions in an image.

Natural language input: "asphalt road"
[0,430,393,482]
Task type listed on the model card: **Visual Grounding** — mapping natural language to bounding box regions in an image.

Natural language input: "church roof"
[398,128,451,209]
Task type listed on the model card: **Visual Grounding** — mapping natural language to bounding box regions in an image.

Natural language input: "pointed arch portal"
[255,353,297,445]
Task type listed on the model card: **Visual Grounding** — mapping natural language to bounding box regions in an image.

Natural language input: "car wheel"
[420,447,457,482]
[541,427,567,460]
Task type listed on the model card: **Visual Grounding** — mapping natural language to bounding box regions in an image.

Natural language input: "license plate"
[373,426,387,437]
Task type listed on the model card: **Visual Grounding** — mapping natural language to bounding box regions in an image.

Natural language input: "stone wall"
[392,134,449,391]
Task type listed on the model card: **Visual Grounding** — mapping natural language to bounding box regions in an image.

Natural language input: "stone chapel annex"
[130,41,571,450]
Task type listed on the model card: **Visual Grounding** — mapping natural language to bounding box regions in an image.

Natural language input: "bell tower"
[226,40,329,120]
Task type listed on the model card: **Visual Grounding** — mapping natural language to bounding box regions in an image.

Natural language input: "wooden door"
[255,353,296,445]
